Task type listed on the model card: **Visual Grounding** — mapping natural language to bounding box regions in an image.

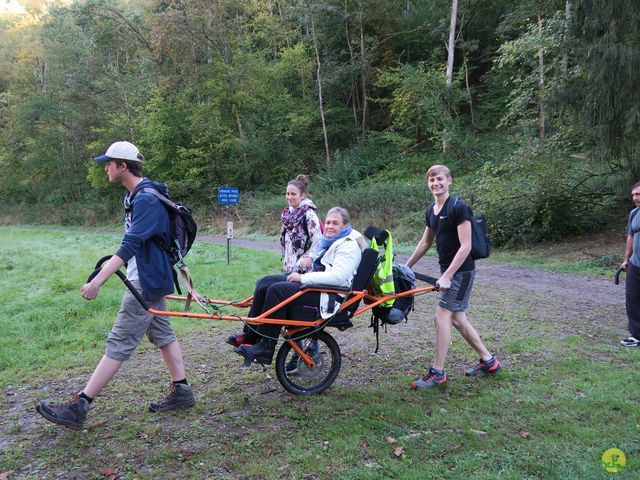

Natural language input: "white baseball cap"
[94,141,144,163]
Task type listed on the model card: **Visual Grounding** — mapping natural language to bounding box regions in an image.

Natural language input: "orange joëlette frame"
[153,283,437,369]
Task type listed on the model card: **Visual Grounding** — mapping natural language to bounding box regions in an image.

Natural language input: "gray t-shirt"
[626,207,640,268]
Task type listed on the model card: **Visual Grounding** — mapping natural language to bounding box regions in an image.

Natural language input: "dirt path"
[198,234,624,306]
[1,235,628,479]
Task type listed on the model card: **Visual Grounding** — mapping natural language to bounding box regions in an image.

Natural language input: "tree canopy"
[0,0,637,243]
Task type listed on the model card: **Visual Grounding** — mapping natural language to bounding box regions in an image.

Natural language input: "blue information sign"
[217,186,240,205]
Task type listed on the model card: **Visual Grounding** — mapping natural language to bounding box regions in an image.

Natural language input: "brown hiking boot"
[148,383,195,412]
[35,394,90,430]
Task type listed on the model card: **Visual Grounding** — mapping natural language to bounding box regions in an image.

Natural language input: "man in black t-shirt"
[406,164,501,389]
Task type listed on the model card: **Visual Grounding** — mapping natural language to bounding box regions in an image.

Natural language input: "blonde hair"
[426,164,452,179]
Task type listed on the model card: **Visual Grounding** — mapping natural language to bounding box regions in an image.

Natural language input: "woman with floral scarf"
[280,175,323,273]
[226,175,322,348]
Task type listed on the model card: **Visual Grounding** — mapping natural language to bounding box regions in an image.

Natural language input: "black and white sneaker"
[620,336,640,347]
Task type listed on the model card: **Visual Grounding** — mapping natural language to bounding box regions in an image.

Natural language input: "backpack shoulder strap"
[449,196,461,215]
[301,205,318,251]
[137,187,177,210]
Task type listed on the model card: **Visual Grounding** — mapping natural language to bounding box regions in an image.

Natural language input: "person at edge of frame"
[620,180,640,347]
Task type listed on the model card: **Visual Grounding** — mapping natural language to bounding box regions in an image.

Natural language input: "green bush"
[465,140,615,246]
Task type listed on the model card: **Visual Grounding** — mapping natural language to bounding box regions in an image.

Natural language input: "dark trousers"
[255,281,320,340]
[626,263,640,338]
[242,275,287,341]
[248,275,288,317]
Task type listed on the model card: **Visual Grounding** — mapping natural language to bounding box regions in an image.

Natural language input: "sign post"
[217,187,240,264]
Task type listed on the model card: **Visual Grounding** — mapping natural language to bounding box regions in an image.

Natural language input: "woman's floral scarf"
[280,203,313,255]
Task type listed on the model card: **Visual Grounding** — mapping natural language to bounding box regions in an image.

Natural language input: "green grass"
[1,226,639,479]
[0,227,281,385]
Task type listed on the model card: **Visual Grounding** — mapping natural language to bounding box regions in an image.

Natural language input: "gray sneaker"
[149,383,195,412]
[35,394,90,430]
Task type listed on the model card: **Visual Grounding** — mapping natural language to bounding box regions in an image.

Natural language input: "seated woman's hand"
[299,255,312,269]
[287,272,302,283]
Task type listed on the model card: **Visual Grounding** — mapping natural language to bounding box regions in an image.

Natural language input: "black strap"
[300,206,318,252]
[369,313,380,354]
[327,292,337,312]
[413,271,438,285]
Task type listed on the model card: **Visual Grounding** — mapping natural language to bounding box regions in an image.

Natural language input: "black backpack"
[369,263,417,353]
[372,264,416,325]
[427,197,489,260]
[134,188,198,266]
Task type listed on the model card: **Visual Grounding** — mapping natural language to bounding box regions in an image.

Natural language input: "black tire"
[275,330,341,395]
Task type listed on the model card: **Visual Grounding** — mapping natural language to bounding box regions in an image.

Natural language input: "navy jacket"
[115,179,174,300]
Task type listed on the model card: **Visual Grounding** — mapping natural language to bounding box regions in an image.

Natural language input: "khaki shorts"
[105,280,176,361]
[438,270,475,312]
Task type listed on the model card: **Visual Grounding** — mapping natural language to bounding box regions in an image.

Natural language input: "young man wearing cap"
[405,164,501,389]
[35,141,195,430]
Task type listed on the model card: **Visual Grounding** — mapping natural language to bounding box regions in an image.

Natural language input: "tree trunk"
[277,1,290,49]
[537,13,546,139]
[36,56,47,94]
[344,0,359,133]
[445,0,458,87]
[311,19,331,167]
[461,34,475,128]
[443,0,458,152]
[562,0,571,72]
[236,111,246,140]
[358,5,368,137]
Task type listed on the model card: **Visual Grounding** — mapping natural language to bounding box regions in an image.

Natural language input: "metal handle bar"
[87,255,150,310]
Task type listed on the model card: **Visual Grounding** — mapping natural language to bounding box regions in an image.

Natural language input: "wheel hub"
[295,353,324,378]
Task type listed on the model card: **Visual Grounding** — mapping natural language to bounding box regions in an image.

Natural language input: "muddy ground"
[0,236,629,479]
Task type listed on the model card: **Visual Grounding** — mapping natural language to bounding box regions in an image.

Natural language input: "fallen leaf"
[87,419,108,429]
[100,467,118,476]
[360,439,369,448]
[521,431,530,439]
[386,436,397,444]
[0,471,13,480]
[180,449,195,458]
[393,446,405,457]
[266,448,274,456]
[438,444,461,457]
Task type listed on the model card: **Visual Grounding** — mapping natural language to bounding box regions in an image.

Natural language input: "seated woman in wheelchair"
[232,206,367,366]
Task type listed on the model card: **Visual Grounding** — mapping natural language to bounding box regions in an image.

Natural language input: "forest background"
[0,0,638,246]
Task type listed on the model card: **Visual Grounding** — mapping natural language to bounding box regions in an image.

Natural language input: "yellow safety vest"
[370,231,395,307]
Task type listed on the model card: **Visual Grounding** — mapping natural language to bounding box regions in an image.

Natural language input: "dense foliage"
[0,0,638,244]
